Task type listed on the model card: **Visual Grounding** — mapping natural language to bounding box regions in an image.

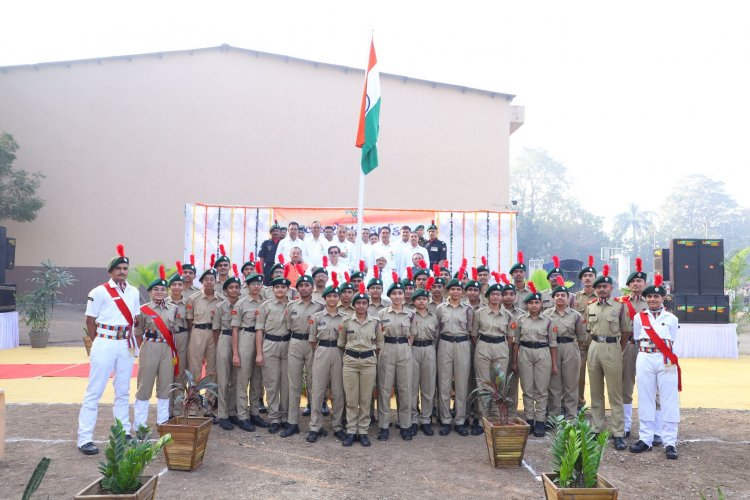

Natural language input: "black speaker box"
[0,283,16,313]
[654,248,670,281]
[0,226,5,284]
[699,239,724,295]
[670,239,700,294]
[714,295,730,324]
[669,294,686,321]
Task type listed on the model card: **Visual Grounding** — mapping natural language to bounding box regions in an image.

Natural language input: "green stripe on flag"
[361,99,380,174]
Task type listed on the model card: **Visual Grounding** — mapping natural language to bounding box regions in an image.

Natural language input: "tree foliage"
[0,133,45,222]
[612,203,656,259]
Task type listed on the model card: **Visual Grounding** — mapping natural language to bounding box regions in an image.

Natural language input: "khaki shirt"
[312,290,325,303]
[256,298,289,336]
[379,306,416,339]
[213,298,241,331]
[136,301,177,338]
[338,314,383,351]
[503,305,526,322]
[436,301,474,336]
[471,305,513,339]
[543,307,586,342]
[514,313,556,346]
[309,309,346,342]
[513,284,532,311]
[185,292,222,324]
[412,310,439,341]
[574,290,597,333]
[586,298,629,338]
[338,304,356,317]
[231,295,263,329]
[287,298,324,334]
[427,297,443,316]
[262,286,298,302]
[541,289,576,312]
[166,295,188,331]
[368,298,390,317]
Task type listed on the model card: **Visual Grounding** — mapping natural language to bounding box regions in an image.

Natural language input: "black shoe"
[259,402,268,414]
[456,424,469,437]
[78,442,99,455]
[400,429,412,441]
[281,421,290,430]
[219,418,235,431]
[306,431,319,443]
[334,430,347,441]
[614,437,626,450]
[450,408,456,418]
[526,419,535,434]
[322,405,330,416]
[359,434,371,446]
[629,440,652,453]
[302,407,311,417]
[268,423,280,434]
[410,423,418,436]
[439,424,451,436]
[377,428,389,441]
[237,419,256,432]
[280,424,300,438]
[665,445,678,460]
[421,423,434,436]
[212,416,220,425]
[653,435,664,447]
[342,433,355,446]
[470,420,484,436]
[250,415,270,428]
[228,415,242,426]
[625,430,631,438]
[533,421,545,438]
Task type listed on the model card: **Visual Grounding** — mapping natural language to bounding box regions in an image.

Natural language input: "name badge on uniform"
[290,310,299,318]
[318,320,327,328]
[382,318,391,326]
[347,329,355,334]
[430,246,438,251]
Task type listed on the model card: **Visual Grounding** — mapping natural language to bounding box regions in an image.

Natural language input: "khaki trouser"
[236,330,263,420]
[170,330,190,415]
[343,352,377,434]
[588,341,624,437]
[411,345,436,425]
[188,327,217,385]
[261,338,289,424]
[136,341,174,400]
[465,342,479,421]
[378,342,413,429]
[437,338,470,426]
[474,339,510,418]
[622,342,638,404]
[287,337,314,425]
[216,334,237,418]
[548,340,580,418]
[309,345,344,432]
[578,335,591,407]
[518,346,552,422]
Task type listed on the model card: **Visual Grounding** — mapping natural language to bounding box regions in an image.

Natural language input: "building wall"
[0,46,517,301]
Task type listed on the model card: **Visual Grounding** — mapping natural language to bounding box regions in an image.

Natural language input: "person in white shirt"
[364,255,394,291]
[323,225,335,244]
[399,232,428,276]
[629,275,680,460]
[369,226,398,271]
[77,245,141,455]
[329,225,355,270]
[325,245,350,286]
[305,220,328,268]
[275,221,309,264]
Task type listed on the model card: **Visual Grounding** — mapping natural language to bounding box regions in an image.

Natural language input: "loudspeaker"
[699,239,724,295]
[654,248,670,281]
[0,283,16,312]
[669,294,685,321]
[715,295,730,324]
[685,295,717,323]
[670,239,700,294]
[559,259,582,285]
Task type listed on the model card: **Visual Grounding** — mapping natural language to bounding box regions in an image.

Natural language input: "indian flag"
[355,38,380,175]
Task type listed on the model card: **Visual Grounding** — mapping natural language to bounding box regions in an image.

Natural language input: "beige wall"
[0,46,518,273]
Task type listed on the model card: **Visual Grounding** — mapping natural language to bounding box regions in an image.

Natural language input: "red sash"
[141,304,180,376]
[103,283,135,349]
[618,296,637,321]
[639,311,681,391]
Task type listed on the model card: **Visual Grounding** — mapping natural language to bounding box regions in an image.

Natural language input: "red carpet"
[0,363,138,379]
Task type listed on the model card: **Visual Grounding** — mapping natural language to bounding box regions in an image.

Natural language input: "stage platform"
[674,323,738,359]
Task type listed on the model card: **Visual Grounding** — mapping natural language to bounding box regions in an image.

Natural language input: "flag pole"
[356,167,365,266]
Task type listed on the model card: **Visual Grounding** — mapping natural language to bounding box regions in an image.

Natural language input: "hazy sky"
[3,0,748,226]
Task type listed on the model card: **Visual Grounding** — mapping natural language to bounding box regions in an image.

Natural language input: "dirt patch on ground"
[1,405,748,499]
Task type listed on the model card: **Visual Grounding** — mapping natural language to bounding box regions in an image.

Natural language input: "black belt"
[317,339,338,348]
[479,334,506,344]
[412,339,433,347]
[592,335,619,344]
[291,333,309,341]
[627,337,636,345]
[193,323,212,329]
[243,326,256,333]
[346,349,374,359]
[221,329,232,336]
[176,327,187,333]
[384,336,409,344]
[440,334,469,343]
[520,341,549,349]
[556,337,576,344]
[265,333,291,342]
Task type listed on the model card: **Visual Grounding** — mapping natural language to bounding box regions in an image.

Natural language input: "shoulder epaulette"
[588,298,598,304]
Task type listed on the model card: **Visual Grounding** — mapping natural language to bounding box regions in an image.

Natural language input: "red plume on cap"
[278,254,285,265]
[255,261,263,274]
[274,219,278,225]
[431,219,435,225]
[500,273,510,285]
[322,256,329,268]
[345,271,351,283]
[603,264,610,277]
[553,255,560,268]
[471,267,478,281]
[159,265,166,280]
[219,244,226,257]
[116,244,125,258]
[374,266,380,279]
[528,281,537,294]
[490,271,499,283]
[418,259,427,269]
[461,258,467,269]
[481,256,487,266]
[433,264,440,276]
[359,260,366,272]
[175,261,183,275]
[425,277,435,291]
[283,263,291,279]
[556,275,565,287]
[358,282,366,295]
[635,257,643,273]
[443,259,449,268]
[295,263,305,276]
[210,254,216,268]
[407,267,414,280]
[517,251,524,264]
[392,271,399,284]
[232,263,239,278]
[331,271,339,288]
[249,252,255,262]
[588,255,594,267]
[190,254,195,266]
[654,273,663,287]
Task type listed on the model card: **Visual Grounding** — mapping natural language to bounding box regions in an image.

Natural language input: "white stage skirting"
[0,311,20,350]
[673,323,738,359]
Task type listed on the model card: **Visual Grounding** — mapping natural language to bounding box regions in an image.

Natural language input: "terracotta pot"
[542,473,618,500]
[482,416,530,468]
[29,331,50,348]
[158,416,212,471]
[74,475,158,499]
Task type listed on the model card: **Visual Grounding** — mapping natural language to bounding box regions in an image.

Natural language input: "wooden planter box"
[482,417,530,468]
[542,473,618,499]
[158,416,212,471]
[74,475,158,499]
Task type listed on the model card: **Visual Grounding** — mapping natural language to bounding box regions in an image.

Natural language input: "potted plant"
[74,419,171,499]
[542,409,618,499]
[469,363,530,468]
[158,370,217,471]
[16,260,76,348]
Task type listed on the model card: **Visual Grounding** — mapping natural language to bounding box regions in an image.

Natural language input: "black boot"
[665,445,678,460]
[219,418,235,431]
[258,398,267,414]
[470,419,484,436]
[334,430,347,441]
[439,424,451,436]
[533,421,545,437]
[342,433,355,446]
[228,415,242,426]
[614,437,626,450]
[237,419,256,432]
[359,434,371,446]
[400,429,412,441]
[526,419,535,434]
[455,424,469,436]
[629,440,652,453]
[377,428,389,441]
[280,424,300,438]
[421,423,434,436]
[306,431,319,443]
[302,403,311,417]
[250,415,270,428]
[268,423,280,434]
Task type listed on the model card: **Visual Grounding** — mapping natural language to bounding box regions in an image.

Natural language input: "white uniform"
[275,236,309,264]
[398,244,428,276]
[369,241,398,271]
[305,236,328,268]
[328,239,355,269]
[633,308,680,447]
[77,279,140,447]
[325,261,351,286]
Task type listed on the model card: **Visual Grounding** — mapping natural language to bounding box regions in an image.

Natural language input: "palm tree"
[612,203,656,254]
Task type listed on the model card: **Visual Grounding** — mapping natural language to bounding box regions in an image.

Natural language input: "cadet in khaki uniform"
[213,267,243,430]
[377,275,416,441]
[413,260,430,290]
[214,245,231,290]
[239,254,256,296]
[282,271,324,437]
[545,276,586,420]
[231,263,268,431]
[618,257,648,437]
[401,273,416,307]
[574,256,598,410]
[255,268,292,433]
[367,273,391,317]
[180,255,203,297]
[509,252,531,311]
[338,280,356,315]
[167,262,189,417]
[134,267,178,430]
[586,265,629,450]
[339,285,383,446]
[428,266,446,315]
[186,268,222,394]
[499,274,524,418]
[436,277,474,436]
[311,266,328,303]
[306,275,347,443]
[476,258,491,305]
[511,282,557,437]
[464,270,484,436]
[540,257,576,311]
[409,280,438,436]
